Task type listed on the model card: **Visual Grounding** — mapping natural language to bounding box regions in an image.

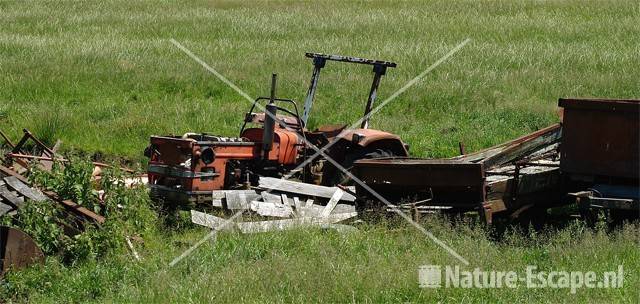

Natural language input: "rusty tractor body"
[147,53,408,205]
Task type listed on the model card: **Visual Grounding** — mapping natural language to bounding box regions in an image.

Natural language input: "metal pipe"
[7,153,134,172]
[361,64,386,129]
[262,74,278,159]
[302,57,325,126]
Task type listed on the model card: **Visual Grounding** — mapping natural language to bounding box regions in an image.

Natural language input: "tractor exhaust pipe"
[262,74,278,159]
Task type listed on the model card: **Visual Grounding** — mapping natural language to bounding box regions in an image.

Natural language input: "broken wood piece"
[293,197,302,216]
[261,191,283,204]
[209,190,257,200]
[250,201,294,218]
[304,198,314,208]
[125,236,141,261]
[225,191,249,210]
[0,202,13,216]
[280,194,290,207]
[320,188,344,217]
[191,210,357,234]
[258,177,355,202]
[0,184,24,208]
[3,176,47,202]
[190,210,242,231]
[237,212,358,233]
[43,191,105,224]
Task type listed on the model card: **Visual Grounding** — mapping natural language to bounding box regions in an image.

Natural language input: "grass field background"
[1,0,637,159]
[0,0,639,302]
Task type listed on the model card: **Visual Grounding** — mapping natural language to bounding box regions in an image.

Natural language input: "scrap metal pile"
[0,129,135,275]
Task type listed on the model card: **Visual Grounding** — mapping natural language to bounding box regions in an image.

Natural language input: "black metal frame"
[302,52,397,129]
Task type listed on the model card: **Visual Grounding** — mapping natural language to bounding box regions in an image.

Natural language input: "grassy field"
[2,217,639,303]
[1,0,637,159]
[0,0,639,302]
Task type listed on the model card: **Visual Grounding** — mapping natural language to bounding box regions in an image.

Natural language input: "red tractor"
[146,53,409,204]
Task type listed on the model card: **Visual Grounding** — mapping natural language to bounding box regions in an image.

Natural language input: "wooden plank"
[210,190,257,200]
[237,212,357,233]
[0,164,29,184]
[225,191,249,210]
[191,210,357,233]
[258,177,355,202]
[0,185,24,208]
[0,202,14,215]
[249,201,293,218]
[224,191,261,210]
[3,176,47,202]
[280,194,290,207]
[261,192,283,204]
[321,189,344,217]
[191,210,235,229]
[293,197,302,216]
[304,199,314,208]
[298,204,323,217]
[43,191,105,224]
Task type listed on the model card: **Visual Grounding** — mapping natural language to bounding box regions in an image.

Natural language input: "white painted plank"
[293,197,302,216]
[321,188,344,217]
[258,177,355,202]
[280,194,290,207]
[237,212,358,233]
[250,201,293,218]
[191,210,357,234]
[304,199,314,208]
[191,210,236,230]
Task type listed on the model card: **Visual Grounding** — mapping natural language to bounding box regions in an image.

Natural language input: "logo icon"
[419,265,442,288]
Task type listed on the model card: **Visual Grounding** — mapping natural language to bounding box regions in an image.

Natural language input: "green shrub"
[4,157,158,263]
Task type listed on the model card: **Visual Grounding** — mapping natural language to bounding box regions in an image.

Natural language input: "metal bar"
[302,57,325,125]
[361,64,386,129]
[0,130,15,149]
[23,129,54,155]
[7,153,134,173]
[305,53,396,68]
[10,133,29,154]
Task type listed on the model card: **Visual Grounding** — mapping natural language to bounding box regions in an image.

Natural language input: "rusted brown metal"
[0,130,15,149]
[353,159,485,208]
[43,191,105,224]
[10,129,54,156]
[559,98,639,180]
[7,153,134,173]
[454,124,561,169]
[353,123,565,224]
[0,226,44,276]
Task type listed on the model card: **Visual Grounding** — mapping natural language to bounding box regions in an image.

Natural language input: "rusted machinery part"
[0,226,44,276]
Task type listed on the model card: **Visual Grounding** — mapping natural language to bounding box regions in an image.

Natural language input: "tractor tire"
[322,148,396,186]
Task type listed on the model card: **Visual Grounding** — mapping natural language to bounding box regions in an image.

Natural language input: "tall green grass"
[2,217,639,303]
[1,0,637,159]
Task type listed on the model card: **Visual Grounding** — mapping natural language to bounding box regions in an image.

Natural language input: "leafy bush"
[4,157,158,263]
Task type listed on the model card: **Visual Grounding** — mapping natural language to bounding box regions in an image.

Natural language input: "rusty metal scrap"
[559,98,639,179]
[0,226,44,276]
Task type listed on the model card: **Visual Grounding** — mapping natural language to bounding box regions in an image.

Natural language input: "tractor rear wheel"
[321,148,396,186]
